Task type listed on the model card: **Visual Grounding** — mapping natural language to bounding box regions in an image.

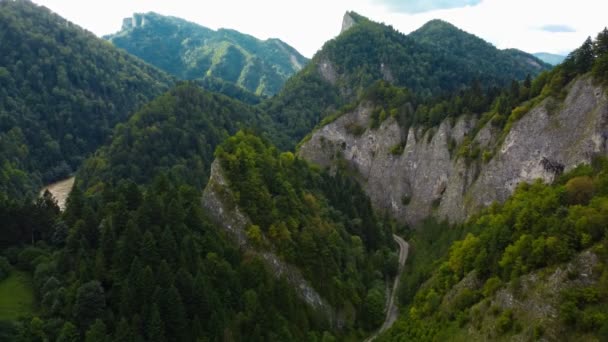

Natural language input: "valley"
[365,235,409,342]
[1,0,608,340]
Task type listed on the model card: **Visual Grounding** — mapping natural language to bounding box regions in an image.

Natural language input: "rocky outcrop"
[121,14,147,30]
[299,76,608,225]
[202,160,334,319]
[341,12,357,34]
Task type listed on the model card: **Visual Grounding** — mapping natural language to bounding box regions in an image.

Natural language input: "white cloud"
[32,0,607,57]
[373,0,482,14]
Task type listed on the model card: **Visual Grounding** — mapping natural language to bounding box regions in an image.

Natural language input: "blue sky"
[33,0,607,57]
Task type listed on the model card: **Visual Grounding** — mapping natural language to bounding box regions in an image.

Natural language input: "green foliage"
[78,83,272,190]
[390,144,405,156]
[495,309,514,334]
[217,131,394,328]
[0,272,35,320]
[264,15,548,150]
[0,257,12,281]
[0,1,173,197]
[106,13,308,96]
[385,158,608,341]
[11,175,336,341]
[363,284,386,329]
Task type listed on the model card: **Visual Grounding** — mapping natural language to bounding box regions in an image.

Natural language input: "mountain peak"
[340,11,370,34]
[415,19,461,34]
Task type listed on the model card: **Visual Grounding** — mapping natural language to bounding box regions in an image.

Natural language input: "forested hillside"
[106,12,308,96]
[378,28,608,341]
[263,12,550,149]
[216,132,395,316]
[0,0,174,197]
[0,176,338,341]
[77,83,273,192]
[2,2,607,341]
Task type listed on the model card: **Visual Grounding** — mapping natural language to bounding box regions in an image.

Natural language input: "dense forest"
[106,12,308,96]
[3,1,608,341]
[0,131,398,340]
[0,0,174,197]
[379,28,608,341]
[0,177,336,341]
[217,132,395,314]
[77,83,273,192]
[262,12,550,149]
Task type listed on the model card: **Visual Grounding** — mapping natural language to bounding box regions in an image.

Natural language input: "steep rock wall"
[299,76,608,225]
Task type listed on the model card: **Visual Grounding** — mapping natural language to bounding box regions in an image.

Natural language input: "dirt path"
[364,234,409,342]
[40,176,75,211]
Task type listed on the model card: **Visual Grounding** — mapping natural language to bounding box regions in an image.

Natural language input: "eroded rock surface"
[299,76,608,225]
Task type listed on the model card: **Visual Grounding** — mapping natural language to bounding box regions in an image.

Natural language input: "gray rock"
[299,76,608,225]
[341,12,357,34]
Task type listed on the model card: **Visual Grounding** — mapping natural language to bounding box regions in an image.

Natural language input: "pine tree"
[575,37,595,73]
[140,231,160,266]
[56,321,80,342]
[114,318,134,342]
[158,226,178,264]
[85,319,108,342]
[163,286,188,341]
[145,304,166,342]
[74,281,106,328]
[595,27,608,56]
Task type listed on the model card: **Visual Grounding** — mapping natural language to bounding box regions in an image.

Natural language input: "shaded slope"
[0,0,174,197]
[78,83,271,191]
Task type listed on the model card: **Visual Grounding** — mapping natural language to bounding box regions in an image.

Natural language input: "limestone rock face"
[341,12,357,34]
[299,76,608,225]
[202,159,334,319]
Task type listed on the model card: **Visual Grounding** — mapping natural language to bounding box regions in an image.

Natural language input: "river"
[39,177,75,211]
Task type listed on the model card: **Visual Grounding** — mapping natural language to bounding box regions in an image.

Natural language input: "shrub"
[0,257,12,281]
[496,309,514,334]
[565,176,595,205]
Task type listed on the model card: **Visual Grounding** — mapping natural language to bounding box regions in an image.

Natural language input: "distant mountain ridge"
[106,13,309,96]
[533,52,567,65]
[263,12,551,149]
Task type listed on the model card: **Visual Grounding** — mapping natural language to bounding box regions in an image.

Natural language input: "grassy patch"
[0,271,35,320]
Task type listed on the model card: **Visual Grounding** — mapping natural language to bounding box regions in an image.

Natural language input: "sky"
[31,0,608,58]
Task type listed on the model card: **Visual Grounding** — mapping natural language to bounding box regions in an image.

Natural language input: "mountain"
[263,12,551,149]
[298,28,608,227]
[409,19,550,77]
[534,52,567,65]
[300,28,608,341]
[106,13,308,96]
[0,0,174,197]
[77,83,272,191]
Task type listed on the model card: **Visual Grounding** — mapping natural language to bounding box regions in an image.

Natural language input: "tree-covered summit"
[263,12,551,149]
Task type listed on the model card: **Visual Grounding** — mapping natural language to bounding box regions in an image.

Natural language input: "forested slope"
[0,0,174,197]
[262,12,550,149]
[106,12,308,96]
[77,83,272,191]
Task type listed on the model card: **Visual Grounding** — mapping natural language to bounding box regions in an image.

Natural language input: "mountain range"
[262,12,551,148]
[533,52,567,65]
[106,12,308,96]
[2,1,608,341]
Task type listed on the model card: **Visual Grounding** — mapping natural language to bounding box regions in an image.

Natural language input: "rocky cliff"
[299,76,608,225]
[202,159,335,320]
